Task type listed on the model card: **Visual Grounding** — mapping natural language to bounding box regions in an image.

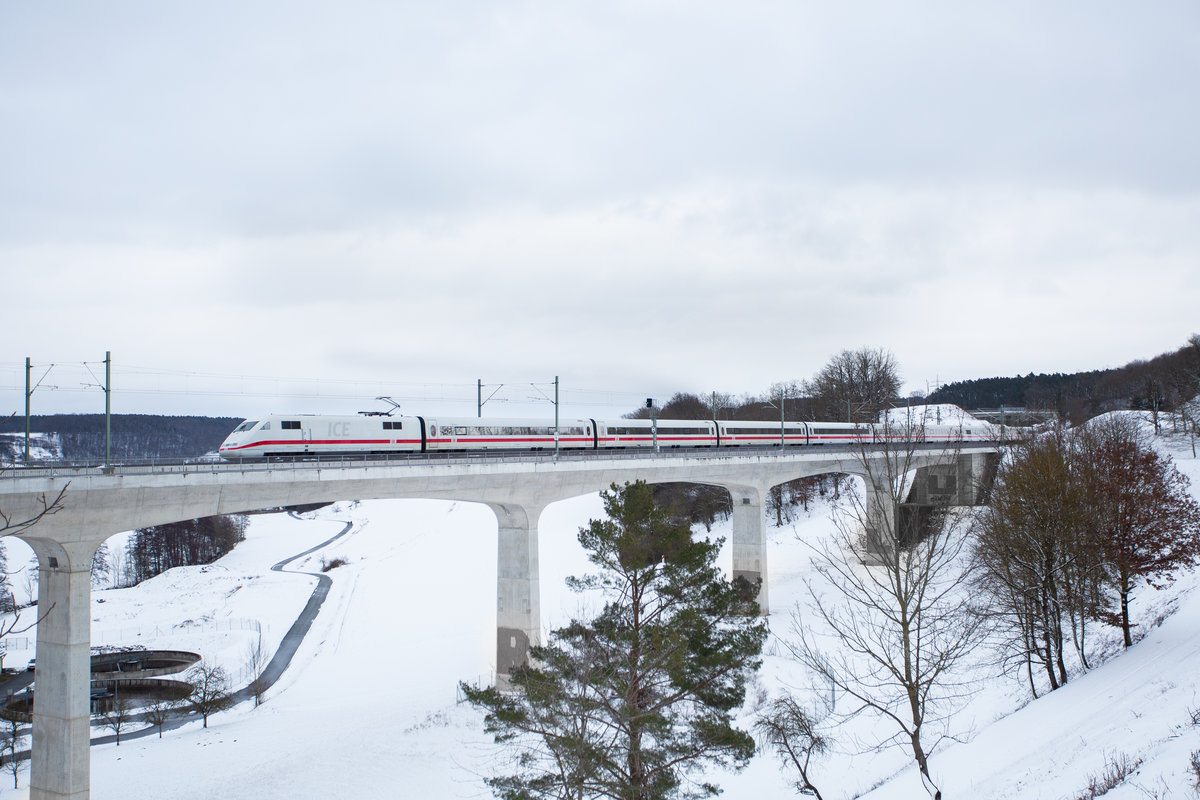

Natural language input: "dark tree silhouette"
[126,515,247,584]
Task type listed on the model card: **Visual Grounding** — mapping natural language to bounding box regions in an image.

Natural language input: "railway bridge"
[0,442,999,800]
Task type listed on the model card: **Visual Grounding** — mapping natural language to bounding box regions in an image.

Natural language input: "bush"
[1072,752,1142,800]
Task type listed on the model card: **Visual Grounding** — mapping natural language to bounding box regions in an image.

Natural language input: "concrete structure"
[0,442,997,800]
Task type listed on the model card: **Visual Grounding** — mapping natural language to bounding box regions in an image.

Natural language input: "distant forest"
[621,336,1199,427]
[928,336,1199,423]
[0,414,241,460]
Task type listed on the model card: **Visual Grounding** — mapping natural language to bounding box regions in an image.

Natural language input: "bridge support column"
[489,502,544,685]
[26,537,103,800]
[729,489,769,615]
[859,481,897,564]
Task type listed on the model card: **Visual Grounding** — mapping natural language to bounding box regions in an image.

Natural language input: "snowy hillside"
[880,403,985,427]
[0,432,60,466]
[0,411,1197,799]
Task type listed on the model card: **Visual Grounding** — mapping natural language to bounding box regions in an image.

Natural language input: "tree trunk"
[1047,566,1069,687]
[1041,624,1059,691]
[1039,583,1060,690]
[1120,576,1133,649]
[909,731,942,800]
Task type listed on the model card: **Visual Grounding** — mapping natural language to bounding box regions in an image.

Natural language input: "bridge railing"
[0,439,1002,482]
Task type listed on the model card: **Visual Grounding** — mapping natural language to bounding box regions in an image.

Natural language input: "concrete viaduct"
[0,443,998,800]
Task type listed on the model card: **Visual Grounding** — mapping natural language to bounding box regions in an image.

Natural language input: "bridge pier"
[859,480,897,564]
[489,502,545,685]
[727,486,770,615]
[25,536,104,800]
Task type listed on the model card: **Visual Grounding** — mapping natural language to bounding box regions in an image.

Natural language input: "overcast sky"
[2,2,1197,420]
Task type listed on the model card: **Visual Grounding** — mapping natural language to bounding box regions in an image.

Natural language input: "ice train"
[217,413,998,460]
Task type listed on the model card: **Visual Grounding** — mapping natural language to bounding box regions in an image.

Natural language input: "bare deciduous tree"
[186,664,235,728]
[0,475,67,665]
[804,347,901,423]
[143,697,177,738]
[972,427,1095,694]
[101,694,134,745]
[0,489,67,541]
[755,694,830,800]
[90,542,113,589]
[787,426,980,799]
[0,706,26,789]
[246,630,269,707]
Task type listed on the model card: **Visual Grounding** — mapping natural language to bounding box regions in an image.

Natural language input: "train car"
[423,418,596,451]
[595,419,718,448]
[805,422,873,445]
[218,414,601,459]
[217,412,1004,460]
[217,414,425,459]
[875,421,1001,444]
[717,421,808,447]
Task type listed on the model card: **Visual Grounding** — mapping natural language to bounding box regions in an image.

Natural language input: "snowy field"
[1,412,1198,799]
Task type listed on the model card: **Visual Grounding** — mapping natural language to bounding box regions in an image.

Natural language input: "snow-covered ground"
[880,402,985,427]
[0,433,60,466]
[1,411,1198,799]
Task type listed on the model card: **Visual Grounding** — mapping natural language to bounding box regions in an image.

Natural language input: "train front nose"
[217,433,245,457]
[218,419,260,459]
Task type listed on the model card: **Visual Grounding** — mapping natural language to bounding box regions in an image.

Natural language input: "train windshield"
[232,420,259,433]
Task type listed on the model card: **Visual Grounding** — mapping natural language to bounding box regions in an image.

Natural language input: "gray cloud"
[1,2,1197,417]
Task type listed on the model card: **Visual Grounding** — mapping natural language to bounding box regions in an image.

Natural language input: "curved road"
[84,515,356,745]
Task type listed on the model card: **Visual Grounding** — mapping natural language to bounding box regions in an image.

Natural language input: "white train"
[217,413,999,459]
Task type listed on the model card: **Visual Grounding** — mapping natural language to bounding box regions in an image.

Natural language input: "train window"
[383,421,403,430]
[282,421,301,430]
[233,420,259,433]
[608,427,648,436]
[261,422,270,430]
[454,426,468,435]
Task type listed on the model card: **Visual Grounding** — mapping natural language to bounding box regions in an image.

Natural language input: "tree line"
[0,414,241,461]
[122,515,248,585]
[930,334,1200,425]
[973,415,1200,693]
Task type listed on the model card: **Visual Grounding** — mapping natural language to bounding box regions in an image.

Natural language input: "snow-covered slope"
[0,432,60,465]
[1,411,1197,799]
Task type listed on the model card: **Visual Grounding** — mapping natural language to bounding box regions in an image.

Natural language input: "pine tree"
[463,480,766,800]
